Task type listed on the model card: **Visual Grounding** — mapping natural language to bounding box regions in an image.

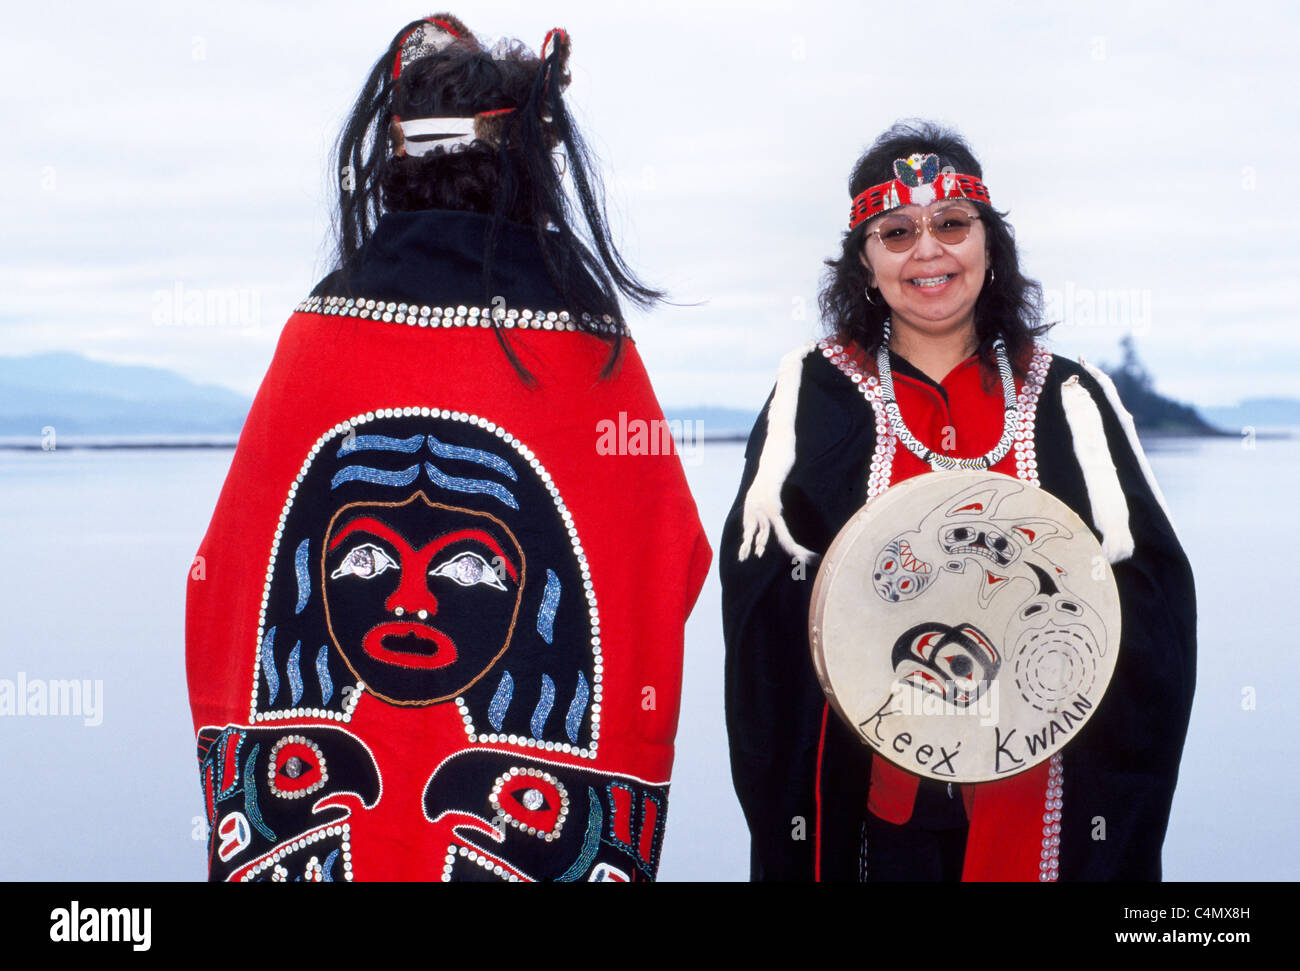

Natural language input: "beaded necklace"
[875,319,1018,472]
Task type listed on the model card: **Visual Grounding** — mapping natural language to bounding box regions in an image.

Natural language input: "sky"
[4,0,1299,410]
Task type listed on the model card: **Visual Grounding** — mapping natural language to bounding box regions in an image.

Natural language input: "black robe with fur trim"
[721,344,1196,881]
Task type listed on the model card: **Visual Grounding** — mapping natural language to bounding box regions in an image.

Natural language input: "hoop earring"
[988,267,996,283]
[864,286,875,306]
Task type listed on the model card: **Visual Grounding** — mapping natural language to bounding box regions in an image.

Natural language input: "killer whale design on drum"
[810,471,1122,782]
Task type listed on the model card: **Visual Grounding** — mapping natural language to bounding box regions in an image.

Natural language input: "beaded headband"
[849,152,990,230]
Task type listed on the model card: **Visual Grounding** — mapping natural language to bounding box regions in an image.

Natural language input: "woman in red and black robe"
[721,122,1195,882]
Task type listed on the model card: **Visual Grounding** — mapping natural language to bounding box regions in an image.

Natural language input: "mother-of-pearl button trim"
[295,294,630,337]
[820,336,1062,881]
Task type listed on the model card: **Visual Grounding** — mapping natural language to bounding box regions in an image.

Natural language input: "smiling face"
[321,491,525,705]
[860,200,989,341]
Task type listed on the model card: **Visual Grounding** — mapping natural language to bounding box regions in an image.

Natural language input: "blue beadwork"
[536,569,561,644]
[315,645,333,704]
[330,464,421,490]
[423,463,519,510]
[639,790,666,874]
[605,782,637,856]
[287,641,304,706]
[216,729,245,799]
[531,674,556,739]
[556,787,603,882]
[565,671,588,744]
[488,671,513,731]
[243,744,275,841]
[323,848,339,882]
[293,538,311,614]
[260,627,279,704]
[426,434,518,481]
[337,433,425,457]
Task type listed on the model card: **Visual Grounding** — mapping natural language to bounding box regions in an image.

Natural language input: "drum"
[809,471,1121,783]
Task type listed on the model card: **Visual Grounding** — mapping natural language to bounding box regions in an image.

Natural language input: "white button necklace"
[875,318,1019,472]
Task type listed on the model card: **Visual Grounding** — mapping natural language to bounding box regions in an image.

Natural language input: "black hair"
[818,119,1051,378]
[329,15,663,380]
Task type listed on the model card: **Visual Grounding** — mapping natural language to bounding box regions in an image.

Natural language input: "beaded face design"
[249,411,601,759]
[195,410,638,881]
[322,493,525,705]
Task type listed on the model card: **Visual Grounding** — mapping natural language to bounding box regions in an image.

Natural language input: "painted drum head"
[809,471,1121,783]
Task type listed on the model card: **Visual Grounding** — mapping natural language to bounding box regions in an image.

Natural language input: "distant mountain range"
[0,352,249,437]
[1196,398,1300,430]
[662,406,757,439]
[0,347,1292,443]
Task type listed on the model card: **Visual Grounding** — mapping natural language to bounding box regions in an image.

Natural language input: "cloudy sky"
[4,0,1298,409]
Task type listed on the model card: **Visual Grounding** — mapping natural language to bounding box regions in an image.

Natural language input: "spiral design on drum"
[1012,625,1100,713]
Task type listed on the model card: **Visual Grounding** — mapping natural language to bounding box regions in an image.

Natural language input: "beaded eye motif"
[331,542,398,580]
[425,750,668,882]
[196,725,382,882]
[268,735,328,799]
[488,768,569,840]
[430,550,507,590]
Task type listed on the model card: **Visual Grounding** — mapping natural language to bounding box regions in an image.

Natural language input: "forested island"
[1100,337,1228,436]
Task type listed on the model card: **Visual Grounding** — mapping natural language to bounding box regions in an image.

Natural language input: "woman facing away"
[721,120,1196,881]
[186,14,711,883]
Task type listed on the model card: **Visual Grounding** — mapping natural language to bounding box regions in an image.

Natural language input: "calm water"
[0,433,1294,880]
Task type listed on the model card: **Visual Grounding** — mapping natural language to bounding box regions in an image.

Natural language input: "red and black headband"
[849,152,990,230]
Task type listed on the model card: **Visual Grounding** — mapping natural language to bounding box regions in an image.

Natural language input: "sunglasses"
[864,206,982,254]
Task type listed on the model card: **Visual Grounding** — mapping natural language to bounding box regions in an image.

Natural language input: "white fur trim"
[1061,374,1135,564]
[738,341,818,564]
[1078,357,1179,539]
